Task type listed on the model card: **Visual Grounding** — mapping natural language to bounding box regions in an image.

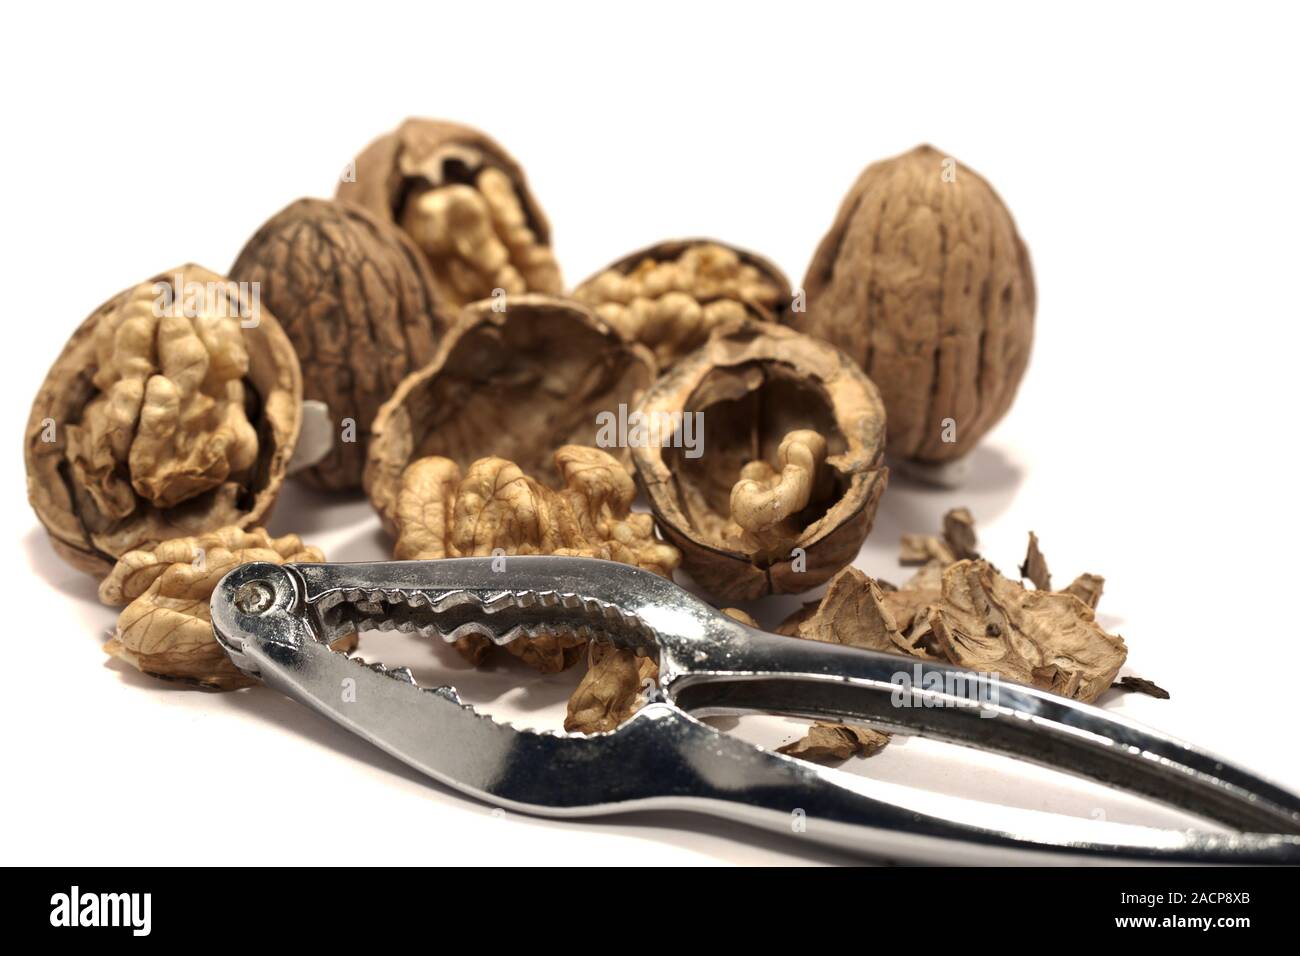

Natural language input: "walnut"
[98,526,339,689]
[1112,676,1170,699]
[791,144,1035,465]
[564,605,754,734]
[712,606,889,763]
[366,295,656,536]
[777,724,889,763]
[393,445,680,669]
[1064,573,1105,610]
[631,319,887,600]
[1019,530,1051,589]
[565,642,659,734]
[394,444,679,573]
[25,265,301,577]
[337,118,561,308]
[230,198,454,489]
[783,514,1127,704]
[900,506,979,565]
[573,239,790,368]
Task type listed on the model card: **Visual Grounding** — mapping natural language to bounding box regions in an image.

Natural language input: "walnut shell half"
[791,145,1035,463]
[337,118,561,309]
[230,198,454,490]
[631,320,887,600]
[25,265,301,578]
[573,239,791,369]
[365,295,656,536]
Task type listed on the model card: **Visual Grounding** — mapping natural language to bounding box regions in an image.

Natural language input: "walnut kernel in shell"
[365,295,656,536]
[573,239,790,369]
[25,265,301,577]
[230,198,454,490]
[337,118,561,308]
[792,144,1035,464]
[631,320,887,600]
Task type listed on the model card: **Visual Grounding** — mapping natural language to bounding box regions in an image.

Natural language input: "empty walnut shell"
[337,118,562,309]
[791,144,1035,464]
[25,264,301,578]
[573,239,790,369]
[365,295,656,536]
[631,320,887,600]
[230,198,454,490]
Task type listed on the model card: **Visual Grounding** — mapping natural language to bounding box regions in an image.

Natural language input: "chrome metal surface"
[211,556,1300,864]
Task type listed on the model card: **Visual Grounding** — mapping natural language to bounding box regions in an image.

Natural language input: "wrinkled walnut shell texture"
[337,118,561,307]
[230,198,452,489]
[25,265,301,578]
[366,295,656,536]
[632,320,887,601]
[793,145,1035,463]
[573,239,790,369]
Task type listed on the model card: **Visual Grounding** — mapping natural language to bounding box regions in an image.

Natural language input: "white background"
[3,1,1297,865]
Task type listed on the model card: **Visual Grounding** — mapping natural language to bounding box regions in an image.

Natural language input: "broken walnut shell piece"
[631,320,887,601]
[337,118,561,308]
[711,606,892,764]
[900,506,979,566]
[98,526,344,690]
[792,144,1035,465]
[365,295,656,537]
[393,444,680,670]
[230,198,455,490]
[777,723,890,763]
[786,560,1126,705]
[25,265,301,578]
[573,239,791,369]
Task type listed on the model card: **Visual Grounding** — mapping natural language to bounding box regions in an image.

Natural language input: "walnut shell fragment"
[573,239,791,369]
[777,723,889,763]
[99,526,340,689]
[393,444,680,670]
[790,561,1125,703]
[785,510,1128,705]
[631,320,887,600]
[25,265,301,577]
[337,118,561,308]
[366,295,656,535]
[230,198,454,489]
[900,506,979,565]
[792,144,1035,464]
[1112,676,1170,699]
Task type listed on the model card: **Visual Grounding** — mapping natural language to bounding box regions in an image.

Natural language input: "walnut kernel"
[574,239,790,368]
[25,265,301,577]
[631,320,887,600]
[99,526,330,689]
[338,118,561,308]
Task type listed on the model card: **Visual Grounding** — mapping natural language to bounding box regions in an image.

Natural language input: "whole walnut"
[25,265,301,577]
[230,198,454,489]
[573,239,790,369]
[631,320,887,601]
[791,145,1035,465]
[337,118,562,308]
[365,295,655,536]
